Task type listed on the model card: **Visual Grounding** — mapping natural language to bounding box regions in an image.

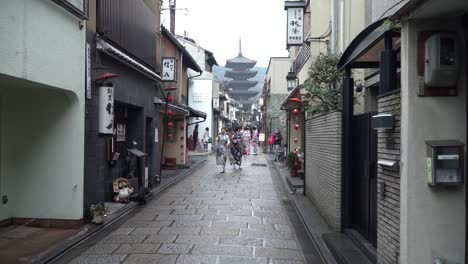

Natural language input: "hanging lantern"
[180,125,185,130]
[167,122,174,128]
[167,95,174,103]
[294,137,298,143]
[167,109,173,116]
[294,123,300,130]
[180,144,184,148]
[293,108,300,116]
[180,136,184,140]
[168,134,173,140]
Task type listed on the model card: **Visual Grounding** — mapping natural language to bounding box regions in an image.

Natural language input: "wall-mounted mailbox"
[372,114,395,130]
[426,140,464,187]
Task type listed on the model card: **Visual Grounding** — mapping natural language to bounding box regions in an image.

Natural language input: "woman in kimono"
[251,126,259,155]
[215,127,230,173]
[242,126,251,155]
[231,127,244,169]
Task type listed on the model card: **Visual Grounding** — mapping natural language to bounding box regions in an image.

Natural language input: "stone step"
[322,233,374,264]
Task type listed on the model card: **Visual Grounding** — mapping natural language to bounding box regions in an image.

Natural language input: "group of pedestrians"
[214,126,259,173]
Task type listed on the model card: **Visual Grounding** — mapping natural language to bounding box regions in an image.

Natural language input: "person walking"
[231,127,244,169]
[193,124,199,151]
[242,126,251,155]
[215,127,230,173]
[251,127,259,155]
[274,128,283,161]
[202,127,210,151]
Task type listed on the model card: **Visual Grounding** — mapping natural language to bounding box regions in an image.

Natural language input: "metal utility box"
[426,140,464,187]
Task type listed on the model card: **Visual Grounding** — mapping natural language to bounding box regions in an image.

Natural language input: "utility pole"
[170,0,176,34]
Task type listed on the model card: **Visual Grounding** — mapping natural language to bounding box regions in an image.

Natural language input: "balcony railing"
[292,43,311,74]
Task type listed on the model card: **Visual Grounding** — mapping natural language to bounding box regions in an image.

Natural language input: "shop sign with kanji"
[287,7,304,46]
[162,58,176,81]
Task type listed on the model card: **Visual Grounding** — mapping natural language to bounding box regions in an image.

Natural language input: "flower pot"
[290,170,298,177]
[93,214,104,224]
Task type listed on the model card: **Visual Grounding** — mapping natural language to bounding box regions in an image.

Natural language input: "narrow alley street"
[64,153,319,264]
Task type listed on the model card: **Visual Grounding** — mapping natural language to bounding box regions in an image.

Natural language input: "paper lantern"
[293,108,300,116]
[294,137,298,143]
[180,136,184,140]
[294,123,300,130]
[180,125,185,130]
[167,122,174,128]
[167,95,174,103]
[180,144,184,148]
[167,109,173,116]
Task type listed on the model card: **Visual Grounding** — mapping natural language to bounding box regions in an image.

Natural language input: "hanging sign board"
[162,58,176,81]
[99,85,114,134]
[286,7,304,46]
[85,43,92,99]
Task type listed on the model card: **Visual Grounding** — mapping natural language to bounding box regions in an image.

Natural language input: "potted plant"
[287,151,302,177]
[90,203,107,224]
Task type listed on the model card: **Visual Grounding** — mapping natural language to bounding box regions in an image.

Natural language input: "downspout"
[339,0,345,52]
[331,0,338,53]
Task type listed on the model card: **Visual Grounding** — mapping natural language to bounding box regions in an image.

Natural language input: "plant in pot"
[90,203,108,224]
[287,151,302,177]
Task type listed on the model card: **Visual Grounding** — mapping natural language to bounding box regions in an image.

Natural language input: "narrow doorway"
[350,112,378,247]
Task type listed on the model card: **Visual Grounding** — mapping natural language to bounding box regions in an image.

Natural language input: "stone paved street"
[70,153,307,264]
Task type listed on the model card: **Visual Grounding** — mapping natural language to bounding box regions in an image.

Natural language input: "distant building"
[224,41,259,112]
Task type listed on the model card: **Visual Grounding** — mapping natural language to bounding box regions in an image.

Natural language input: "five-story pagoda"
[224,40,259,109]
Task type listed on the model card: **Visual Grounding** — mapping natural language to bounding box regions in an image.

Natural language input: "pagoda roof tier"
[228,90,258,96]
[226,55,257,69]
[226,80,258,89]
[224,70,257,80]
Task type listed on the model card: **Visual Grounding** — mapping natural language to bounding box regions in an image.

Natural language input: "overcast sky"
[162,0,289,68]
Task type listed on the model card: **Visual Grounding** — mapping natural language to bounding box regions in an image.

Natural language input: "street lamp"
[286,70,298,92]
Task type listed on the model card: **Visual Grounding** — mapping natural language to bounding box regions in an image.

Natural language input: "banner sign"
[99,85,114,134]
[287,7,304,46]
[162,58,176,81]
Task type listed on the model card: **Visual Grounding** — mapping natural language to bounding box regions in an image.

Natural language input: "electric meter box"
[426,140,464,187]
[424,33,460,87]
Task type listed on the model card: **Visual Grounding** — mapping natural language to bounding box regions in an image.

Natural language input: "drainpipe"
[330,0,338,53]
[339,0,345,52]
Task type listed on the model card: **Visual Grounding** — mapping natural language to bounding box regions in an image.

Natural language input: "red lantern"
[180,136,184,140]
[180,125,184,130]
[167,95,174,103]
[167,109,173,116]
[294,137,298,143]
[293,108,300,116]
[180,144,184,148]
[294,123,300,130]
[168,122,174,128]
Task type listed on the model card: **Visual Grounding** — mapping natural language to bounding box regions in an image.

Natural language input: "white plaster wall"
[266,58,291,94]
[371,0,410,23]
[0,0,85,221]
[188,79,213,149]
[0,0,85,95]
[400,19,466,264]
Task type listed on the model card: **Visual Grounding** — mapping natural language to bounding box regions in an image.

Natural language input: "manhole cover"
[251,163,267,167]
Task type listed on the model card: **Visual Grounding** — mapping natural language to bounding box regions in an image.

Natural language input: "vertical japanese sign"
[86,43,92,99]
[287,7,304,46]
[162,58,176,81]
[99,85,114,134]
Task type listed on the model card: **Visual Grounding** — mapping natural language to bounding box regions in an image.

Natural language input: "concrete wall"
[267,58,291,95]
[400,18,466,264]
[305,111,342,231]
[0,0,85,221]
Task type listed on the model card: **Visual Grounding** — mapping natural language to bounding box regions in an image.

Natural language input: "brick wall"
[376,91,401,264]
[305,111,342,231]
